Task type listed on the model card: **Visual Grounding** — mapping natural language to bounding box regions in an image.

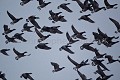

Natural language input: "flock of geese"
[0,0,120,80]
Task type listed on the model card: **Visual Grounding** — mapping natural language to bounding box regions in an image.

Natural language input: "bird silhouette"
[51,62,65,72]
[104,0,118,9]
[67,56,89,71]
[2,25,16,35]
[21,23,34,32]
[7,11,23,25]
[35,43,51,50]
[13,48,31,60]
[20,0,32,6]
[20,73,34,80]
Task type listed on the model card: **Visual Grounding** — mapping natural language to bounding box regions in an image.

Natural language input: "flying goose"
[71,25,87,40]
[51,62,65,72]
[35,28,51,42]
[0,71,7,80]
[37,0,51,10]
[78,14,95,23]
[80,42,96,52]
[12,33,27,42]
[67,56,89,70]
[94,65,113,80]
[77,70,92,80]
[13,48,31,60]
[104,0,118,9]
[66,32,79,45]
[2,25,16,35]
[20,0,32,6]
[0,49,10,56]
[109,17,120,33]
[40,26,63,34]
[20,73,34,80]
[72,0,93,13]
[35,43,51,50]
[91,58,109,71]
[89,0,106,13]
[21,23,34,32]
[26,15,41,29]
[105,55,120,64]
[5,35,19,44]
[57,3,73,13]
[7,11,23,25]
[59,44,74,54]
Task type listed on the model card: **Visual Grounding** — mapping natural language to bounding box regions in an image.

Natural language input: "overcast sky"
[0,0,120,80]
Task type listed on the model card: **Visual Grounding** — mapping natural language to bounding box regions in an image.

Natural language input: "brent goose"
[20,0,32,6]
[104,0,118,9]
[7,11,23,25]
[2,25,16,35]
[20,73,34,80]
[51,62,65,72]
[35,43,51,50]
[5,35,19,44]
[21,23,34,32]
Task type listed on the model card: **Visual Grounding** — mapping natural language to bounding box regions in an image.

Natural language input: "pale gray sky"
[0,0,120,80]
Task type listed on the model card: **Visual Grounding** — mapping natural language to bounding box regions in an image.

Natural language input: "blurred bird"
[20,0,33,6]
[12,33,27,42]
[66,32,79,45]
[80,42,96,52]
[89,0,106,13]
[93,49,106,59]
[35,28,51,42]
[35,43,51,50]
[37,0,51,10]
[57,3,73,13]
[26,15,41,29]
[109,17,120,33]
[78,14,95,23]
[40,26,63,34]
[5,35,19,44]
[72,0,93,13]
[13,48,31,60]
[21,23,34,32]
[94,65,113,80]
[0,49,10,56]
[91,58,109,71]
[104,0,118,9]
[59,44,74,54]
[20,73,34,80]
[105,55,120,64]
[67,56,89,70]
[77,70,92,80]
[7,11,23,25]
[71,25,87,40]
[51,62,65,72]
[2,25,16,35]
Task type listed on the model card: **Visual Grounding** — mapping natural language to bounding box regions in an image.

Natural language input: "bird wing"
[51,62,59,69]
[104,0,110,7]
[0,49,9,56]
[71,25,79,34]
[109,18,120,30]
[3,25,9,31]
[67,56,79,66]
[59,3,73,12]
[13,48,20,55]
[37,0,44,5]
[66,32,72,42]
[7,11,16,21]
[35,28,43,38]
[63,46,74,54]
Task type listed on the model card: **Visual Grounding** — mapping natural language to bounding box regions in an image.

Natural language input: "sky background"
[0,0,120,80]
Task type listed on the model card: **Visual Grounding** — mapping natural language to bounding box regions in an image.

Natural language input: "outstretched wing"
[7,11,16,21]
[66,32,72,42]
[51,62,59,69]
[104,0,110,7]
[59,3,73,12]
[71,25,79,34]
[109,17,120,30]
[63,46,74,54]
[37,0,44,5]
[35,28,43,38]
[13,48,20,55]
[67,56,79,66]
